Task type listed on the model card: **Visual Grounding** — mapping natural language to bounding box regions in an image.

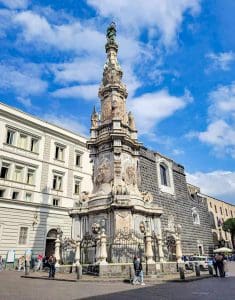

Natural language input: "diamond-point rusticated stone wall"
[139,146,214,256]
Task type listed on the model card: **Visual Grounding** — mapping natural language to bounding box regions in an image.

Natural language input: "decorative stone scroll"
[142,191,153,203]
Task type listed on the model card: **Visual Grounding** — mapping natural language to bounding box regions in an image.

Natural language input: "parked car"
[185,256,210,271]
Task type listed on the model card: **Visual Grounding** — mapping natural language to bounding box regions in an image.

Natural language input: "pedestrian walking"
[212,255,218,277]
[216,253,225,277]
[0,255,4,271]
[48,255,56,279]
[132,256,145,285]
[35,254,43,271]
[223,257,229,277]
[17,256,25,272]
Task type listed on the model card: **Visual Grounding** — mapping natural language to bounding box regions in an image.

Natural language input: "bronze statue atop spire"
[106,22,116,42]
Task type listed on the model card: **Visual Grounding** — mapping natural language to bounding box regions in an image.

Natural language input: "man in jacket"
[48,255,57,278]
[132,256,145,285]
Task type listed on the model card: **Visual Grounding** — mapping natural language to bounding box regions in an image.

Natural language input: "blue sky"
[0,0,235,203]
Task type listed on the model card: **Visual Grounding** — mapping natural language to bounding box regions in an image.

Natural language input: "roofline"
[187,182,235,207]
[0,101,89,143]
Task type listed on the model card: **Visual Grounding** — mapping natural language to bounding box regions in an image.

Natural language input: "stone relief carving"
[112,98,123,119]
[101,101,111,122]
[95,159,113,185]
[123,165,137,186]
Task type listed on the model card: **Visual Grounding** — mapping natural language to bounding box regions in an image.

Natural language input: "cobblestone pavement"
[0,262,234,300]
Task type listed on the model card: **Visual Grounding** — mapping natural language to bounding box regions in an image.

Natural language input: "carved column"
[95,233,101,264]
[99,228,108,265]
[54,237,61,267]
[157,234,164,262]
[74,236,81,266]
[175,237,183,263]
[145,228,155,264]
[175,224,183,263]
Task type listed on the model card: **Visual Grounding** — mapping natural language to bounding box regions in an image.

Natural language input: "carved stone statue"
[91,107,99,128]
[91,222,101,234]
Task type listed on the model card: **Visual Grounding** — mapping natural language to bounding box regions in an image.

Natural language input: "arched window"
[160,164,168,186]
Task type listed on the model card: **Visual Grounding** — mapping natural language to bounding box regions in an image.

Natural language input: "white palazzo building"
[0,102,92,260]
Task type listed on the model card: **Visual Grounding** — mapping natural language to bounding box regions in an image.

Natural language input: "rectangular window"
[225,208,228,216]
[55,145,64,161]
[0,189,5,197]
[13,166,23,182]
[220,207,223,215]
[210,202,212,208]
[0,163,10,179]
[30,138,38,152]
[74,180,80,195]
[18,134,27,149]
[160,164,168,186]
[18,227,28,245]
[6,130,15,145]
[231,211,233,217]
[75,153,81,167]
[53,198,59,206]
[214,205,217,213]
[12,191,19,200]
[52,174,62,191]
[25,193,32,201]
[26,169,35,185]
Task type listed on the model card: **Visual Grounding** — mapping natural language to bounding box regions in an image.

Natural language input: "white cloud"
[14,11,105,55]
[50,57,103,84]
[16,96,32,108]
[193,82,235,157]
[51,84,99,101]
[172,148,185,156]
[14,10,145,97]
[87,0,201,47]
[198,120,235,148]
[206,51,235,72]
[43,113,88,136]
[129,89,192,134]
[187,170,235,203]
[0,63,47,96]
[0,0,29,9]
[208,82,235,119]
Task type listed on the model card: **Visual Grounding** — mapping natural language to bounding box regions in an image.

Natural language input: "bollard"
[25,260,30,276]
[76,264,82,280]
[208,265,213,276]
[179,267,185,280]
[195,264,200,277]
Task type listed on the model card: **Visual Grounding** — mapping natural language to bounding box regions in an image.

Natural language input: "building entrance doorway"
[45,229,57,257]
